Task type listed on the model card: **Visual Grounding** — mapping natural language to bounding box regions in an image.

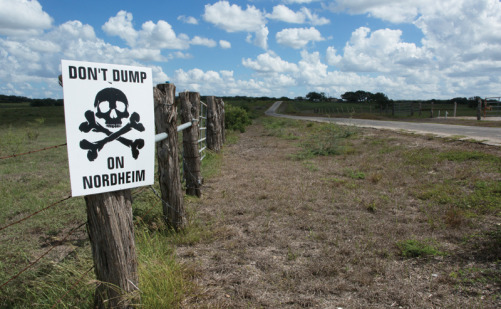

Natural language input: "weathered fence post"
[154,83,185,230]
[477,98,482,120]
[179,92,202,197]
[206,96,223,151]
[217,98,225,144]
[85,190,140,308]
[453,101,457,117]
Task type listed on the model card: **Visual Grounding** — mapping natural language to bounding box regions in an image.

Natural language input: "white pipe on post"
[154,120,195,142]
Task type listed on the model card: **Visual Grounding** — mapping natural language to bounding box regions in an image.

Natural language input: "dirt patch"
[177,121,500,308]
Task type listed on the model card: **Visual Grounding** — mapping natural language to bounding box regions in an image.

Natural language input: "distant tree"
[371,92,391,110]
[306,91,326,102]
[355,90,371,102]
[451,97,469,105]
[341,91,358,102]
[341,90,372,102]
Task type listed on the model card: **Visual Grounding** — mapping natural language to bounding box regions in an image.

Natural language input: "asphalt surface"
[266,101,501,146]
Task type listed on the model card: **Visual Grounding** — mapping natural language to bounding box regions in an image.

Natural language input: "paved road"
[266,101,501,146]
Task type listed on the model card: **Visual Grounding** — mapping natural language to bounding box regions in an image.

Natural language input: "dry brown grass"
[177,118,500,308]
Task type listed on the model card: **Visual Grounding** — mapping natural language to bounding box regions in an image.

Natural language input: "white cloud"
[190,36,217,47]
[337,27,431,73]
[283,0,319,3]
[203,1,265,32]
[324,0,421,23]
[102,10,137,46]
[254,25,269,50]
[298,50,328,85]
[103,11,191,50]
[325,46,341,66]
[276,27,324,49]
[242,52,298,73]
[203,1,267,49]
[267,5,305,23]
[168,51,192,60]
[267,5,329,25]
[219,40,231,49]
[0,0,53,36]
[177,15,198,25]
[138,20,190,50]
[174,68,272,96]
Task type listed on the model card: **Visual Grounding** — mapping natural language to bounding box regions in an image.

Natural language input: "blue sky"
[1,0,501,100]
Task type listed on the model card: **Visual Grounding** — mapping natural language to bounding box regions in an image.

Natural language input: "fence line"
[0,195,72,232]
[1,82,226,308]
[0,143,67,160]
[0,221,86,290]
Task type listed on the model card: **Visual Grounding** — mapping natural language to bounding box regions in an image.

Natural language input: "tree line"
[0,94,63,107]
[302,91,484,109]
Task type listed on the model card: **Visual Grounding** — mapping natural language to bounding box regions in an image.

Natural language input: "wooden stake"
[85,190,139,308]
[154,83,185,230]
[179,92,202,197]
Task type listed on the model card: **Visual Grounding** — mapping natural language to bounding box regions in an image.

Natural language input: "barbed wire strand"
[0,143,67,160]
[0,195,72,233]
[133,188,160,226]
[0,221,86,290]
[51,265,94,309]
[148,185,181,216]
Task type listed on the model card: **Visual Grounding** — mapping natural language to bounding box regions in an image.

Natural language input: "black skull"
[94,87,129,128]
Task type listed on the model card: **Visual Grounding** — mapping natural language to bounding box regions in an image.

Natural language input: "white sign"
[61,60,155,197]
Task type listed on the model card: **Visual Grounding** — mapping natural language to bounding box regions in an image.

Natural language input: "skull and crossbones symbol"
[79,87,145,161]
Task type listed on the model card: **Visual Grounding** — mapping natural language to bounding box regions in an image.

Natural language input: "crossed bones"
[79,110,145,161]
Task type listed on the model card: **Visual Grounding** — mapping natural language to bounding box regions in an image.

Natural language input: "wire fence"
[0,138,157,306]
[1,92,220,307]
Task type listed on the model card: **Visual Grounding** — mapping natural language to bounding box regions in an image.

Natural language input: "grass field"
[283,100,495,119]
[1,102,500,307]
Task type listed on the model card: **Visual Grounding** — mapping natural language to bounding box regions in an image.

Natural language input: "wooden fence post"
[85,190,139,308]
[179,92,202,197]
[206,96,223,151]
[217,98,225,144]
[477,98,482,120]
[153,83,185,230]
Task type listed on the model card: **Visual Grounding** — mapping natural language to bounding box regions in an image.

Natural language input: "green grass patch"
[397,238,446,258]
[136,228,196,308]
[438,150,501,163]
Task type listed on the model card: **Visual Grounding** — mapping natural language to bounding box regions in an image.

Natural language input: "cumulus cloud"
[337,27,431,73]
[325,46,341,66]
[242,52,298,73]
[253,25,269,50]
[177,15,198,25]
[219,40,231,49]
[203,1,265,32]
[324,0,421,23]
[103,11,209,50]
[102,10,137,46]
[283,0,320,3]
[0,0,53,36]
[190,36,217,47]
[203,1,268,49]
[173,67,277,96]
[276,27,324,49]
[267,5,329,25]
